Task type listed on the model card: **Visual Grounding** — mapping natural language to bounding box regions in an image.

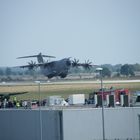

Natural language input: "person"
[13,96,17,107]
[16,101,20,108]
[0,100,2,108]
[3,98,7,108]
[22,100,28,109]
[8,101,14,108]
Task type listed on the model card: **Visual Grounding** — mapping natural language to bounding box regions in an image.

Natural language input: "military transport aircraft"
[17,52,96,79]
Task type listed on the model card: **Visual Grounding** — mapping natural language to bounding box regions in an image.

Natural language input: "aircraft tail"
[17,52,55,63]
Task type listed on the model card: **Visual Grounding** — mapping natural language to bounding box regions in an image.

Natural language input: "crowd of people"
[0,97,46,109]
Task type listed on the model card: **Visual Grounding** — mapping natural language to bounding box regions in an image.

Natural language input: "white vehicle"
[47,96,69,106]
[132,91,140,107]
[68,94,85,105]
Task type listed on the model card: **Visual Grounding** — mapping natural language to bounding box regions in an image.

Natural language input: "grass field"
[0,80,140,100]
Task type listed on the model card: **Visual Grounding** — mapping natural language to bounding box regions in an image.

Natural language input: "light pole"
[35,81,42,140]
[96,68,105,140]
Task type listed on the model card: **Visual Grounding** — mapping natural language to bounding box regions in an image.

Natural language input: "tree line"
[70,63,140,77]
[0,63,140,78]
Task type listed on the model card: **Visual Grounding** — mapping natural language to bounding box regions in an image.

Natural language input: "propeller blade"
[26,60,37,70]
[72,58,80,67]
[80,60,93,70]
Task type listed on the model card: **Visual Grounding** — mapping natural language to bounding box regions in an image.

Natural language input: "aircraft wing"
[72,62,98,70]
[18,61,55,69]
[37,61,55,67]
[19,65,33,68]
[8,91,28,96]
[71,59,98,69]
[0,92,28,96]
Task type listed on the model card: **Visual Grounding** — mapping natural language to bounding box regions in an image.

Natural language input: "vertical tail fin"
[37,53,44,63]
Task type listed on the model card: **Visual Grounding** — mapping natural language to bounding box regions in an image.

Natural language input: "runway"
[0,79,140,86]
[49,79,140,84]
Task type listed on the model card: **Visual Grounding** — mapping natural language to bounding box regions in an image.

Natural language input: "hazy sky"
[0,0,140,66]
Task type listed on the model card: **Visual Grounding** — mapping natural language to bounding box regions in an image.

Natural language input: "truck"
[88,88,130,104]
[68,94,85,105]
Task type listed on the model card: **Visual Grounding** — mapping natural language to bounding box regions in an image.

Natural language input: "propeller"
[72,58,80,67]
[27,60,37,70]
[83,60,92,70]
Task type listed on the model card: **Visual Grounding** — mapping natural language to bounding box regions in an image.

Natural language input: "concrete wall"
[62,107,140,140]
[0,109,61,140]
[0,107,140,140]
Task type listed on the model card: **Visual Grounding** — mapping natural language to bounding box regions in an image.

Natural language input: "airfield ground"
[0,80,140,100]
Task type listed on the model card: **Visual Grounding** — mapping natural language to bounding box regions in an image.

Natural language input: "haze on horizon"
[0,0,140,67]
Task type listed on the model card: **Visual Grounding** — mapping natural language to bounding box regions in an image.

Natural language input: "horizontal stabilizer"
[17,52,55,59]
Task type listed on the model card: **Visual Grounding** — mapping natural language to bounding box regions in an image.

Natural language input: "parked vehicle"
[131,91,140,107]
[88,87,130,104]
